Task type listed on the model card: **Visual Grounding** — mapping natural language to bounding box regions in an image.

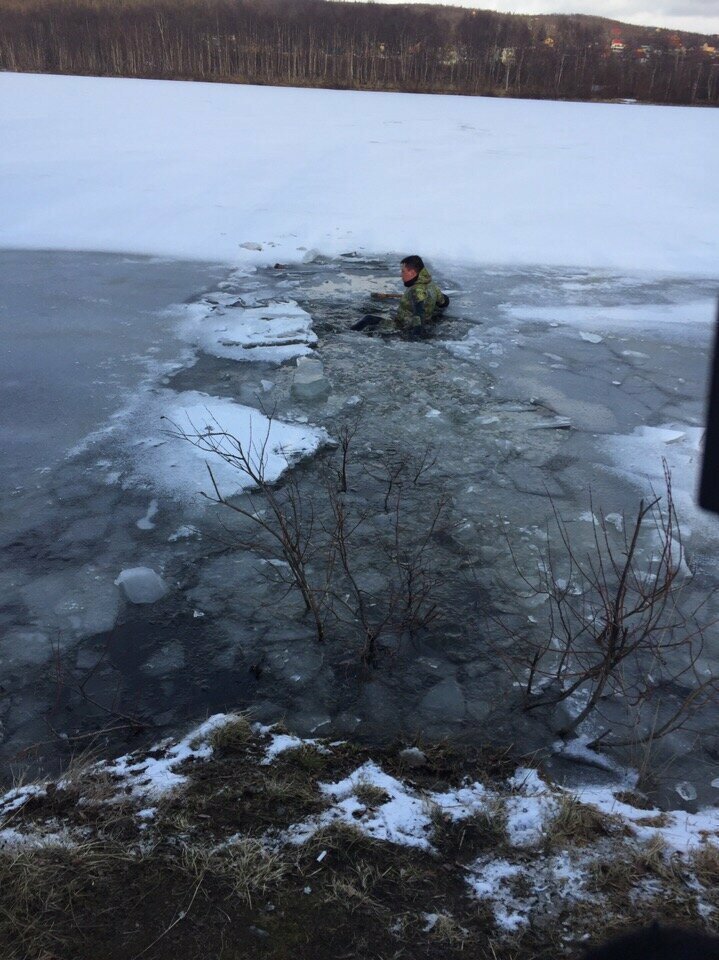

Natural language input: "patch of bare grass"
[692,843,719,896]
[544,794,625,849]
[589,835,686,897]
[277,743,331,774]
[633,813,672,828]
[612,790,655,810]
[324,860,390,916]
[354,780,391,808]
[428,911,472,946]
[207,712,253,754]
[432,799,509,861]
[0,840,134,959]
[181,838,291,909]
[304,821,383,861]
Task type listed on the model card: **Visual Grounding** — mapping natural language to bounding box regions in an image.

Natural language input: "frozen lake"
[1,250,718,809]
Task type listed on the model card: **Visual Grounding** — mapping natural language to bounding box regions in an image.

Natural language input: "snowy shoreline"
[1,713,717,956]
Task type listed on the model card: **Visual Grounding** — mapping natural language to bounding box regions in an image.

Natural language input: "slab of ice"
[0,630,53,669]
[291,357,330,401]
[675,781,697,802]
[168,524,199,542]
[504,301,715,336]
[20,566,121,640]
[177,299,316,364]
[118,389,328,504]
[604,424,712,539]
[115,567,169,604]
[141,640,185,674]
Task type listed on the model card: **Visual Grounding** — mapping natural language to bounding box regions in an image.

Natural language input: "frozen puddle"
[1,250,719,810]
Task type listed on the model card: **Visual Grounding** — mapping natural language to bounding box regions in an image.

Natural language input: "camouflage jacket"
[394,267,448,334]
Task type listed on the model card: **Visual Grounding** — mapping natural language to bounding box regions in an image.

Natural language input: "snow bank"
[2,72,718,275]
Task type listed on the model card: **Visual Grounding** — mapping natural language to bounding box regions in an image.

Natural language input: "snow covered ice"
[1,74,719,808]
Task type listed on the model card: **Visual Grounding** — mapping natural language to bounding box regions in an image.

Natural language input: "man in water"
[352,255,449,339]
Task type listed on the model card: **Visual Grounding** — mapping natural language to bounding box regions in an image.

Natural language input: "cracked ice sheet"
[177,300,316,364]
[502,300,715,340]
[118,389,328,504]
[602,424,719,541]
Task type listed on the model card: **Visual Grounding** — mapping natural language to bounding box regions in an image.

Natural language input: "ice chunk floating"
[115,567,169,605]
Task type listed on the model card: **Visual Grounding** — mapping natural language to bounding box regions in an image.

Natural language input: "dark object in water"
[700,301,719,514]
[584,924,719,960]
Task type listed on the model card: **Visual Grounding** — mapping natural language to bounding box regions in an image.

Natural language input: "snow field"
[1,72,718,275]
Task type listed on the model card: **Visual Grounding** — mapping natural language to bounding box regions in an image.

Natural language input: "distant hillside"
[1,0,717,104]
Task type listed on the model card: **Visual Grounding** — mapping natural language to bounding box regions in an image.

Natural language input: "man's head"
[400,255,424,283]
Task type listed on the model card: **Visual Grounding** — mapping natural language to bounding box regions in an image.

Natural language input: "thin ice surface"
[2,255,719,804]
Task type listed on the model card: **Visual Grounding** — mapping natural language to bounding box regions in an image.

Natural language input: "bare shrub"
[498,466,718,749]
[168,411,450,664]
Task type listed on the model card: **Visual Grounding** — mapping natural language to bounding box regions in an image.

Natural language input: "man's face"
[400,263,418,283]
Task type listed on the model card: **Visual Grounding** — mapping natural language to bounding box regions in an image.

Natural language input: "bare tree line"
[1,0,717,105]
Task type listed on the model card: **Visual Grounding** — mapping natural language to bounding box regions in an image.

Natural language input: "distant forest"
[2,0,718,105]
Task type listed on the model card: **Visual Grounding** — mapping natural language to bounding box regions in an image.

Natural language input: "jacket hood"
[415,267,433,286]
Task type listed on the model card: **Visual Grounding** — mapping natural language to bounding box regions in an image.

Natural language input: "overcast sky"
[364,0,719,35]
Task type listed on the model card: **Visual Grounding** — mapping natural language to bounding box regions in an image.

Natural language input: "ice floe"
[177,299,316,364]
